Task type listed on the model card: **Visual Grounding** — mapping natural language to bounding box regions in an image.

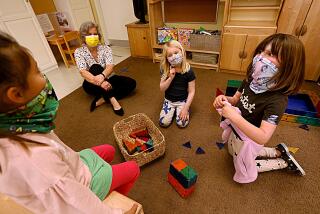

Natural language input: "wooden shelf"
[226,20,277,27]
[153,45,220,54]
[230,6,280,10]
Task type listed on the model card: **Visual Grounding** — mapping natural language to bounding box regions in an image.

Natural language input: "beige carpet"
[55,57,320,214]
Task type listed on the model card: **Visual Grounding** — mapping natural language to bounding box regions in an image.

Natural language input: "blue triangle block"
[216,142,225,150]
[299,124,309,131]
[196,147,205,154]
[182,141,192,149]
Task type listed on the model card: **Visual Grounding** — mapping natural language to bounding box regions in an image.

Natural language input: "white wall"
[99,0,138,41]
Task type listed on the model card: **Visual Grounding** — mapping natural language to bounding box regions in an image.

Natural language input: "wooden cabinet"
[220,0,283,74]
[278,0,320,81]
[126,22,152,58]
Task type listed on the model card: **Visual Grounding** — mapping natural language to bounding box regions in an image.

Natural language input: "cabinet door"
[241,35,269,73]
[0,0,57,73]
[277,0,312,35]
[299,0,320,81]
[220,33,247,71]
[127,27,151,58]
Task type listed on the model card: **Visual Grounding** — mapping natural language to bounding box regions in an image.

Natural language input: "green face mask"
[85,35,100,47]
[0,76,59,133]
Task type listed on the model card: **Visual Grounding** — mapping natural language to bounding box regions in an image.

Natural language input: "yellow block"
[288,147,299,154]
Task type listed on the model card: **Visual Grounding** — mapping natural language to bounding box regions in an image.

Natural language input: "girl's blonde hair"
[246,33,305,95]
[160,40,190,78]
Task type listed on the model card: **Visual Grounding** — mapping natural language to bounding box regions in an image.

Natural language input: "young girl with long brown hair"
[213,33,306,183]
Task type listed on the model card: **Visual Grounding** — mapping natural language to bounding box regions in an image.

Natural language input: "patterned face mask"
[0,76,59,133]
[249,54,278,94]
[167,53,183,67]
[85,35,100,47]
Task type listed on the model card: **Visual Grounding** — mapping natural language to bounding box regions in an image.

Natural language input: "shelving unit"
[219,0,284,74]
[147,0,223,70]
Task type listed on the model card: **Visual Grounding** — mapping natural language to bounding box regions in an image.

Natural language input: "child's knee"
[127,161,140,177]
[159,115,173,127]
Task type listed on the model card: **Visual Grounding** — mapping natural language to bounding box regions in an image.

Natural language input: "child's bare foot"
[110,97,124,116]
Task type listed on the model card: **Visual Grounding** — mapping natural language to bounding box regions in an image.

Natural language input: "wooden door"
[299,0,320,81]
[220,33,247,71]
[69,0,95,29]
[241,34,269,73]
[127,26,151,58]
[277,0,312,35]
[0,0,57,73]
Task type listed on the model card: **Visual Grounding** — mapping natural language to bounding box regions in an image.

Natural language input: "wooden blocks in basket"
[113,113,165,166]
[168,159,198,198]
[122,128,154,155]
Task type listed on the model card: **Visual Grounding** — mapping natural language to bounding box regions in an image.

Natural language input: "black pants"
[82,64,136,101]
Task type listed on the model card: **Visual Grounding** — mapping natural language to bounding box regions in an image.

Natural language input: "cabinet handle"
[300,25,307,36]
[143,37,146,40]
[239,50,244,59]
[295,26,302,36]
[242,51,247,59]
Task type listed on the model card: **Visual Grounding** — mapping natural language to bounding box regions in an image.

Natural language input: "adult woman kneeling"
[75,21,136,116]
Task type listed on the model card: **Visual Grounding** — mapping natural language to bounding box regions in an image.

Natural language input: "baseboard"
[109,39,129,47]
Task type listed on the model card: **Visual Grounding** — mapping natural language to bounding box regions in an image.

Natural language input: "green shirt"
[79,149,112,200]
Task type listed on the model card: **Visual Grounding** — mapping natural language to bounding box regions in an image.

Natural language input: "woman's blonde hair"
[160,40,190,78]
[246,33,305,95]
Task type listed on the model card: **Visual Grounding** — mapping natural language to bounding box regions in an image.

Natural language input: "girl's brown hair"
[0,32,31,111]
[246,33,305,95]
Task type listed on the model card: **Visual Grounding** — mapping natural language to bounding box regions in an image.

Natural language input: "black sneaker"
[276,143,306,176]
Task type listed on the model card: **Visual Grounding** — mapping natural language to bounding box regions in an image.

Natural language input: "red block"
[167,173,195,198]
[129,128,149,138]
[123,139,137,155]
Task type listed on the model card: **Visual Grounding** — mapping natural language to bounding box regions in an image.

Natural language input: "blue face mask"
[167,53,183,67]
[249,54,278,94]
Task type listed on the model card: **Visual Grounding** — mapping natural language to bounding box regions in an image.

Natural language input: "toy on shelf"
[178,28,194,47]
[221,80,320,126]
[157,27,178,44]
[168,159,198,198]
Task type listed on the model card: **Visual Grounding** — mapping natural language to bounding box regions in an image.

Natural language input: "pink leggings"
[91,144,140,196]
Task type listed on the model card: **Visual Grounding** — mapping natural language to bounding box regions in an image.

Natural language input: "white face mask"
[249,54,278,94]
[167,53,183,67]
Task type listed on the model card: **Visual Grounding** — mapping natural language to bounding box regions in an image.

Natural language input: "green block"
[227,80,242,88]
[181,166,197,181]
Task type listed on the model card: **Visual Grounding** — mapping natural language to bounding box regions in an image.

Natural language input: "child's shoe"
[276,143,306,176]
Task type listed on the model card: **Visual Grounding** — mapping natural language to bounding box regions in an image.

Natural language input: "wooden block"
[103,191,144,214]
[129,128,149,138]
[145,139,154,151]
[123,139,138,155]
[171,159,187,171]
[169,160,198,189]
[167,173,195,198]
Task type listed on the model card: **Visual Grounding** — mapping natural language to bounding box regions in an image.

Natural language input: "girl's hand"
[100,81,112,91]
[221,103,238,120]
[94,74,104,85]
[213,95,228,109]
[169,67,176,79]
[124,204,138,214]
[179,106,189,121]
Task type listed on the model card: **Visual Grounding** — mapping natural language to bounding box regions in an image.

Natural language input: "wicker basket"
[192,52,218,64]
[113,113,165,166]
[190,34,221,51]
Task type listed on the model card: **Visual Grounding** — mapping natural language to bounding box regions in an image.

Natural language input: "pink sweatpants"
[91,144,140,196]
